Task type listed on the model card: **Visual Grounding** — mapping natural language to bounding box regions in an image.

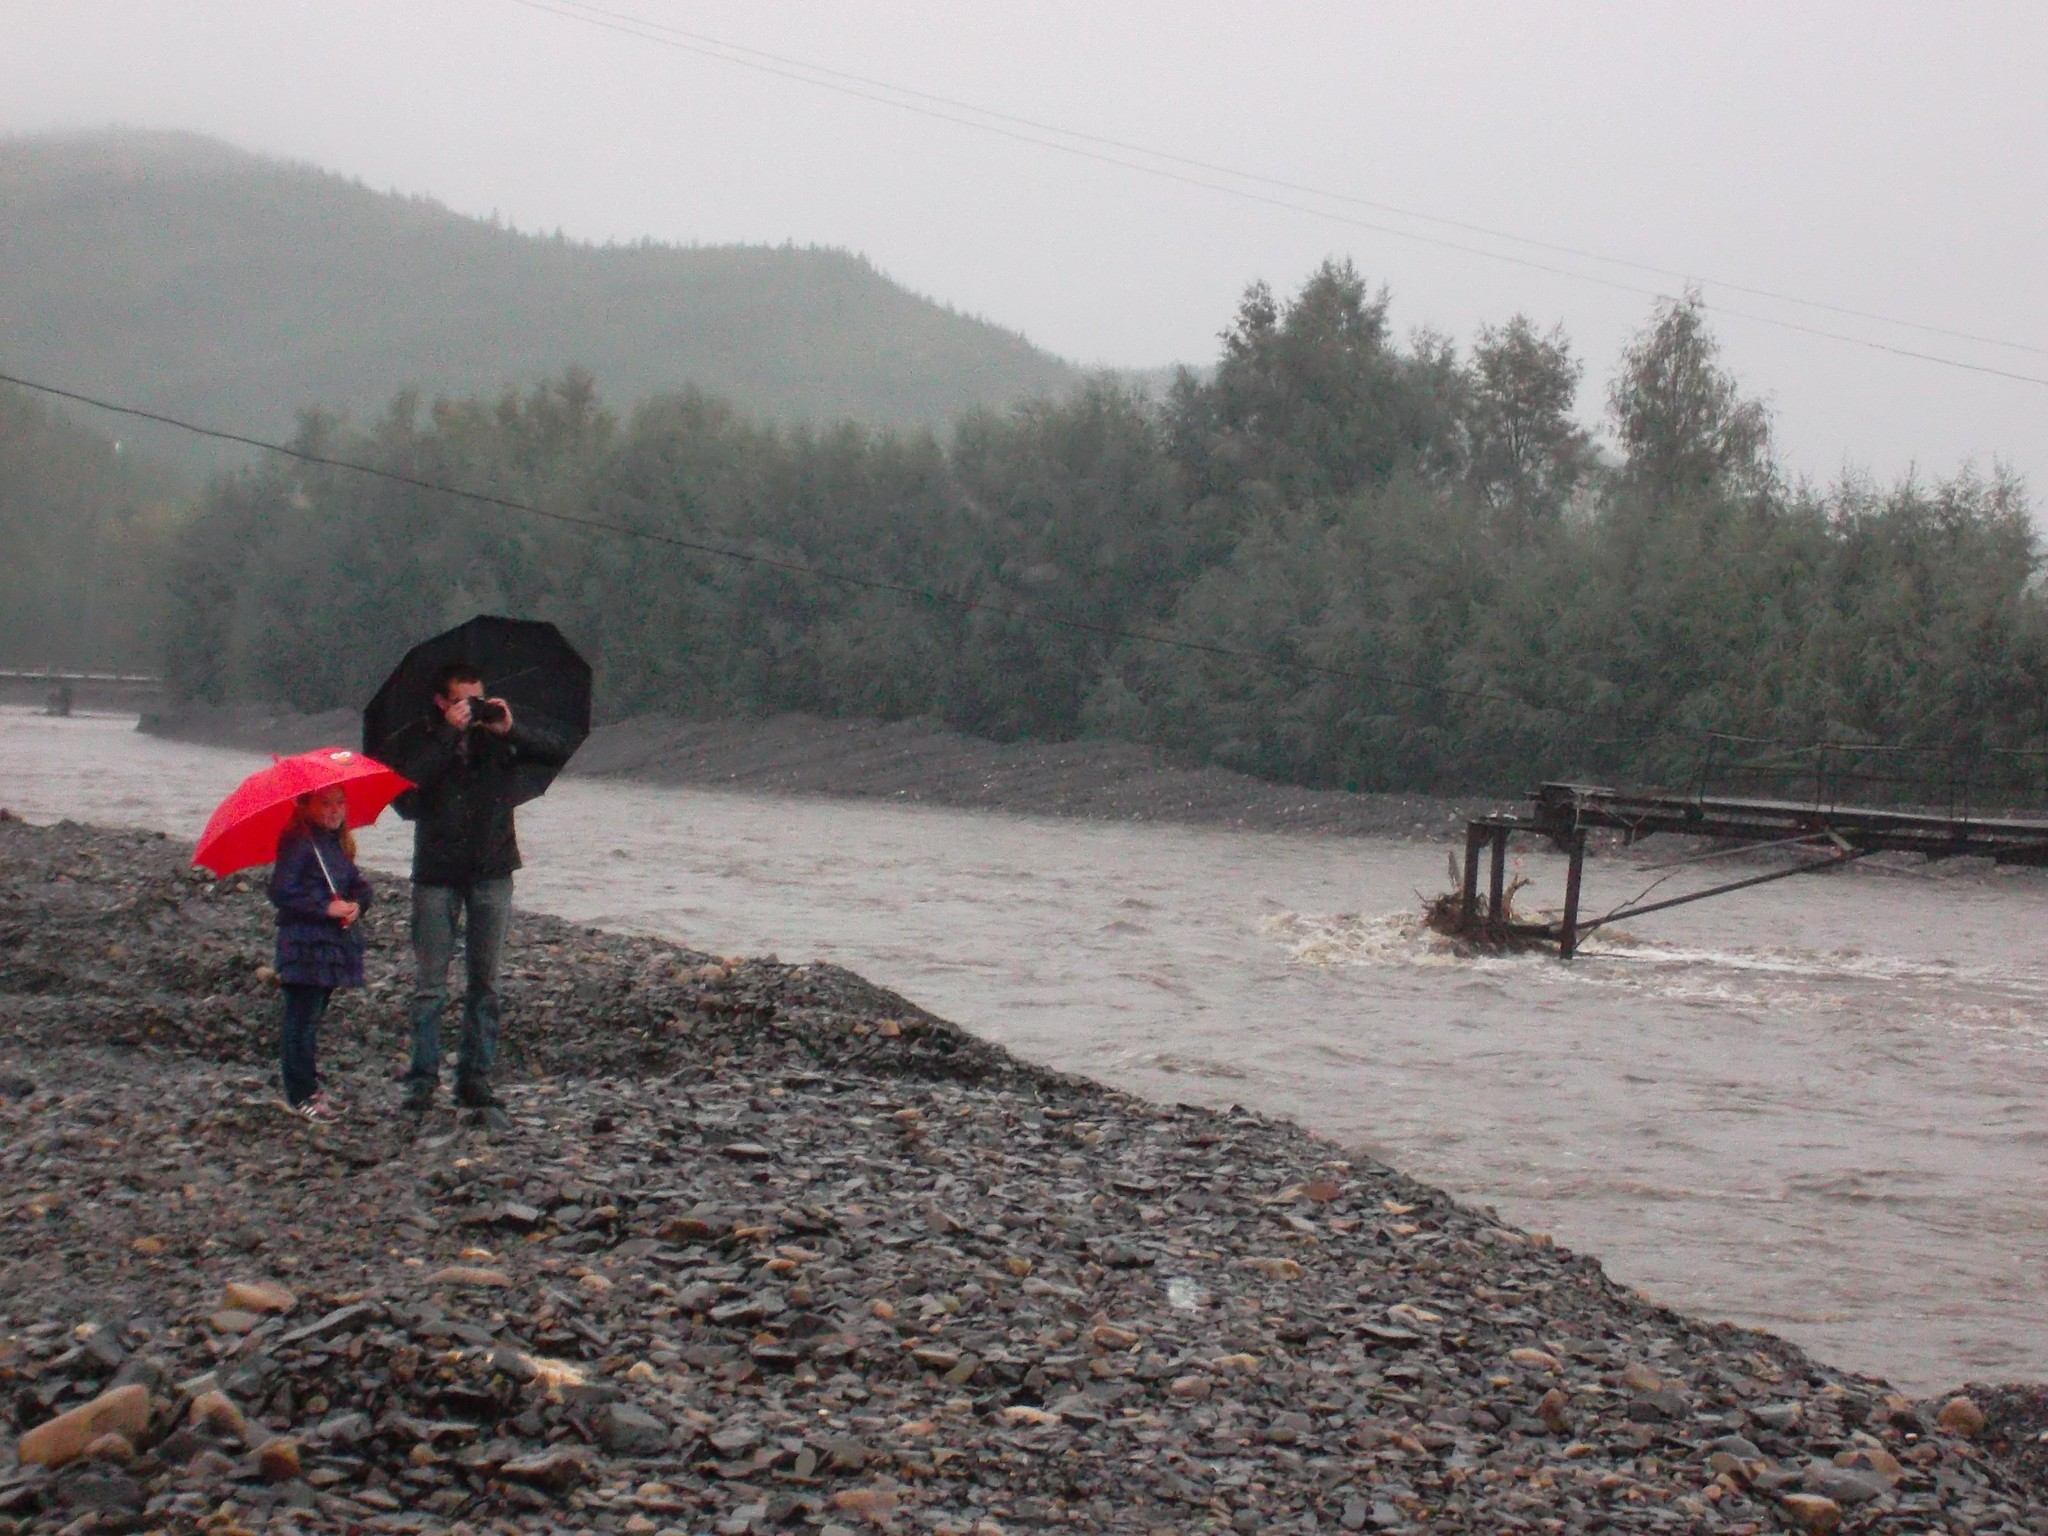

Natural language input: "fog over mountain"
[0,130,1081,457]
[8,2,2042,496]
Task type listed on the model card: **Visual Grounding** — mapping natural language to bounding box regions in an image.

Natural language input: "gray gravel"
[140,707,1500,840]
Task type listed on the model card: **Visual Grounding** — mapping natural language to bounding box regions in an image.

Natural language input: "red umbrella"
[193,747,412,878]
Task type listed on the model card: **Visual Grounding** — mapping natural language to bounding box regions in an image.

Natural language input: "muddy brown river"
[5,706,2045,1393]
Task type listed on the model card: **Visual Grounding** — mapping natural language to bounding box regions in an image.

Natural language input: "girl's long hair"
[284,796,357,860]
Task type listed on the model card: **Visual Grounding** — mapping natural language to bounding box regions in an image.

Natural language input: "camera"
[469,698,507,727]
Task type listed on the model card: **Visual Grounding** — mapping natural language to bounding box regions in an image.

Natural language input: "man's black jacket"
[389,714,572,886]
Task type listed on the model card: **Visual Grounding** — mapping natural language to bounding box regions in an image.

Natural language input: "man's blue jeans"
[407,879,512,1089]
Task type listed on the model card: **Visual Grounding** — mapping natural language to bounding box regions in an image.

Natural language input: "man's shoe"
[402,1080,436,1115]
[455,1077,500,1109]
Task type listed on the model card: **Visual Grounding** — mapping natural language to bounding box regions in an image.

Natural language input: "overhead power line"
[532,0,2045,362]
[11,366,2046,770]
[508,0,2048,391]
[0,366,1657,735]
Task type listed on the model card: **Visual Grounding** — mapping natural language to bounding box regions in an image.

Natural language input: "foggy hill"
[0,130,1082,452]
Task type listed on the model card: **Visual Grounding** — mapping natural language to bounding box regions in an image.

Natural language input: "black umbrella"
[362,615,592,807]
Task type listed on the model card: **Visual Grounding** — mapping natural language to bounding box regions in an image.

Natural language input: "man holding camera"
[391,661,570,1122]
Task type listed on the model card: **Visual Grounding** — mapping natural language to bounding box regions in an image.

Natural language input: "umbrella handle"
[310,842,340,898]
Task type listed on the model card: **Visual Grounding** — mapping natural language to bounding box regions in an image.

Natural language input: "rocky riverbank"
[2,816,2043,1534]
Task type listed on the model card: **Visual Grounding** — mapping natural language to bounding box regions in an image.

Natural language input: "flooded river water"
[5,706,2045,1394]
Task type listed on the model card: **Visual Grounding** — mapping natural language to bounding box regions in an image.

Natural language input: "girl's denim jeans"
[280,983,332,1106]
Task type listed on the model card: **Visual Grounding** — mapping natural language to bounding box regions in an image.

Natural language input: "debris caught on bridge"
[1440,782,2048,958]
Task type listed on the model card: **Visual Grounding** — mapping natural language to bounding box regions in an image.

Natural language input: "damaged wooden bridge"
[1457,782,2048,958]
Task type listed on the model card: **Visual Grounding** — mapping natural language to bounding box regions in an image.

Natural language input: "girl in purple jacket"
[268,785,374,1121]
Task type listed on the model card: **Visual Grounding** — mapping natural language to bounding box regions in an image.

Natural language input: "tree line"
[0,386,185,671]
[154,263,2048,798]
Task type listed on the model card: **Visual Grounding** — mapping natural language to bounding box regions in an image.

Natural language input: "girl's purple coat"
[268,827,374,988]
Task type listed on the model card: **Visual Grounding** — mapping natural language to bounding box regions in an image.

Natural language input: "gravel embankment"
[1,815,2042,1534]
[139,707,1497,840]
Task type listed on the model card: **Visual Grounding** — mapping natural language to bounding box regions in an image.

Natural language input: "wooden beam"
[1559,829,1587,960]
[1461,824,1487,931]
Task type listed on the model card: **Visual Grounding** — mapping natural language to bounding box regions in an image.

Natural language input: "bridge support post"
[1487,827,1508,928]
[1461,824,1487,931]
[1558,828,1588,959]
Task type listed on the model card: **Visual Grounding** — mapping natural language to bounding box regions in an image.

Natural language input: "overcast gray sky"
[8,1,2045,494]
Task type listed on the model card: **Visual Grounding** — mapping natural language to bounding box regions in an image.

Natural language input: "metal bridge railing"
[1690,736,2048,821]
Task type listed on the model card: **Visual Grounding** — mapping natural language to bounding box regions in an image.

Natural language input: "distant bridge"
[0,669,166,711]
[1454,781,2048,958]
[0,669,163,685]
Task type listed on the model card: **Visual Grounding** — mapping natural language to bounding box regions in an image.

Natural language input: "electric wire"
[508,0,2048,388]
[0,367,1652,733]
[536,0,2046,362]
[11,364,2047,787]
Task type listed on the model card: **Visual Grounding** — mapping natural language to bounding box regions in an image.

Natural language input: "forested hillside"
[0,388,185,670]
[160,264,2048,797]
[0,131,1079,456]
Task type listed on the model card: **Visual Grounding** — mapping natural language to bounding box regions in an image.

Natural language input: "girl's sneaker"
[293,1091,343,1124]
